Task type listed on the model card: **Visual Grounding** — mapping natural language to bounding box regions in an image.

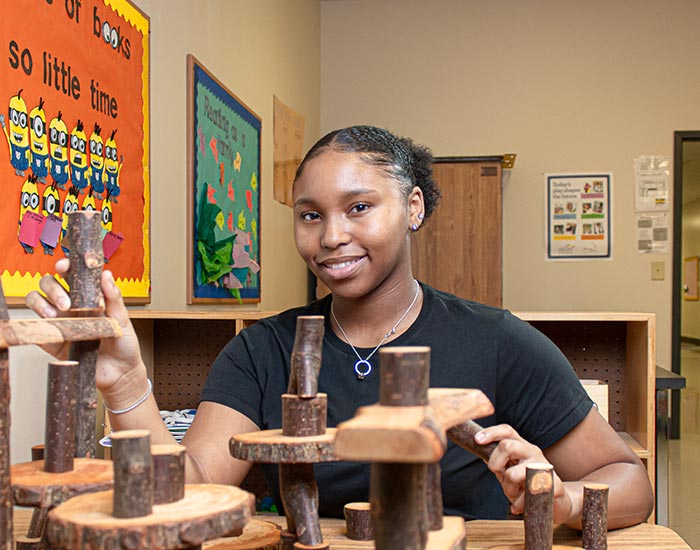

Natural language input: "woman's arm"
[476,407,653,529]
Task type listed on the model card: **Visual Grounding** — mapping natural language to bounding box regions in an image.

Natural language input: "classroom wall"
[9,0,320,463]
[320,0,700,371]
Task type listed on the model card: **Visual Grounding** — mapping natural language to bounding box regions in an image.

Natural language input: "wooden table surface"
[13,508,691,549]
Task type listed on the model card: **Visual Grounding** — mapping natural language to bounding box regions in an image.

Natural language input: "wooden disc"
[230,428,337,464]
[488,546,578,549]
[48,484,255,550]
[11,458,113,507]
[203,519,280,549]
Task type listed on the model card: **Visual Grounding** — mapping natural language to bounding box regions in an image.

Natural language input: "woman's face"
[293,149,420,300]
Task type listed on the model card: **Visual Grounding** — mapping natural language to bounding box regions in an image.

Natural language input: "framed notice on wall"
[187,55,261,304]
[0,0,151,303]
[546,173,612,260]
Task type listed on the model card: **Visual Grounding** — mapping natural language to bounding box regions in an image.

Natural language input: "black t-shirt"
[201,283,593,520]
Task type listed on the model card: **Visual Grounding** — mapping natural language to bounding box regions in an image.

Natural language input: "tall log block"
[278,463,326,549]
[378,347,430,406]
[524,462,554,550]
[152,444,186,505]
[111,430,153,518]
[287,316,324,398]
[582,483,609,550]
[447,419,498,463]
[426,462,443,531]
[0,283,11,550]
[66,210,105,460]
[44,361,79,473]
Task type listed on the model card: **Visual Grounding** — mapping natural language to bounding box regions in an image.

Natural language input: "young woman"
[27,126,653,527]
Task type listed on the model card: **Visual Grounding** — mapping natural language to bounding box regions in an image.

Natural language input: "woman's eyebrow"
[294,188,379,208]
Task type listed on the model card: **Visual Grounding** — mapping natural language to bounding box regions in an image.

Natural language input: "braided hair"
[294,125,441,220]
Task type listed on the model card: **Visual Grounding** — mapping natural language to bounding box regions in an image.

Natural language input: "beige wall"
[320,0,700,370]
[10,0,320,463]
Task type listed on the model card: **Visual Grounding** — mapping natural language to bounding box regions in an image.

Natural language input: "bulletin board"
[186,55,261,304]
[0,0,151,303]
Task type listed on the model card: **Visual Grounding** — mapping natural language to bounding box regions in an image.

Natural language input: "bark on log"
[282,394,327,437]
[0,317,120,349]
[447,419,498,463]
[524,462,554,550]
[26,507,49,538]
[110,430,153,519]
[378,347,430,407]
[202,519,281,550]
[278,463,326,549]
[230,429,337,464]
[45,360,79,473]
[14,536,42,550]
[69,338,99,458]
[426,462,443,531]
[0,349,11,550]
[343,502,373,541]
[279,529,296,550]
[11,458,113,507]
[152,444,186,505]
[65,210,105,310]
[582,483,609,550]
[287,316,324,398]
[371,462,428,550]
[47,484,255,550]
[31,445,45,462]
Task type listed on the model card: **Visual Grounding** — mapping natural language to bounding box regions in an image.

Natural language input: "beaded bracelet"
[104,378,153,415]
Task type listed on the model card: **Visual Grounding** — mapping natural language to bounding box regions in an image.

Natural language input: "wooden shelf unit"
[128,309,656,503]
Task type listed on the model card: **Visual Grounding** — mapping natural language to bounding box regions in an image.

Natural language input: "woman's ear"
[408,186,425,229]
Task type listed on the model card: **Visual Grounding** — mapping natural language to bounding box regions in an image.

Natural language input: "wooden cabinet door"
[411,158,502,307]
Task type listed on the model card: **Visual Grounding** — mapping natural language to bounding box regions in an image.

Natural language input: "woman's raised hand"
[474,424,574,525]
[25,258,145,393]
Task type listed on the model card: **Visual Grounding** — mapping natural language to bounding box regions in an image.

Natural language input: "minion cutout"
[18,173,40,253]
[69,120,89,193]
[104,129,122,203]
[0,89,30,176]
[60,185,79,256]
[101,193,113,234]
[81,187,96,211]
[88,123,105,198]
[48,111,69,189]
[29,98,49,183]
[40,182,61,255]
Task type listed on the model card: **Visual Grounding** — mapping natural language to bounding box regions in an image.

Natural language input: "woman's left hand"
[474,424,574,524]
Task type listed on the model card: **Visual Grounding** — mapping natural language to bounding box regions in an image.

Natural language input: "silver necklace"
[330,280,421,380]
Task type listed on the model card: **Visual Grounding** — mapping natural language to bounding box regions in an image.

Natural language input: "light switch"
[651,261,665,281]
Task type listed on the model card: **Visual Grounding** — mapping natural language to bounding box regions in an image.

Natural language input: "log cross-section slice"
[230,429,337,464]
[47,484,255,550]
[11,458,114,507]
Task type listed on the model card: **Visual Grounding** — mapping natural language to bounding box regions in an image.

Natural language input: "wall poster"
[0,0,151,303]
[546,173,612,260]
[187,55,261,304]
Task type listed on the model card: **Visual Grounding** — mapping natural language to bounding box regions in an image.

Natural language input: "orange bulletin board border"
[0,0,150,304]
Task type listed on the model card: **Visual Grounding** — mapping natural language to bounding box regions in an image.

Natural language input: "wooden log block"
[428,388,494,430]
[279,529,296,550]
[26,507,48,539]
[279,463,325,548]
[426,462,443,531]
[447,419,498,463]
[334,405,445,462]
[47,484,255,550]
[282,394,327,437]
[343,502,373,541]
[44,360,79,473]
[31,445,45,462]
[65,210,105,310]
[110,429,153,519]
[0,317,121,349]
[582,483,609,550]
[524,462,554,550]
[287,316,324,398]
[230,429,337,464]
[371,462,428,550]
[0,348,11,550]
[378,347,430,407]
[202,519,281,549]
[11,458,114,507]
[14,535,42,550]
[152,444,186,505]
